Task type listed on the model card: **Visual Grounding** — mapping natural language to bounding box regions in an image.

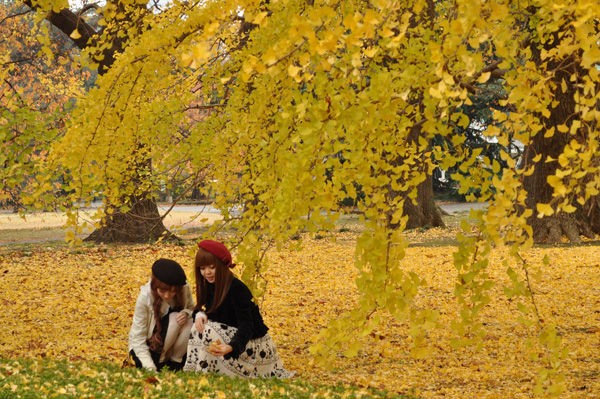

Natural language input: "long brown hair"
[194,247,234,314]
[148,276,186,352]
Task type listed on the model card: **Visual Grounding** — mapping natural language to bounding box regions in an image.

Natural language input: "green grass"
[0,358,413,399]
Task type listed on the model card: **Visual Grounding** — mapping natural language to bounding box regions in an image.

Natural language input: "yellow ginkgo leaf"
[536,203,554,218]
[287,64,302,78]
[70,29,81,40]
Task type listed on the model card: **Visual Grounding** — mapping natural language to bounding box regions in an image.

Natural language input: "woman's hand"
[175,311,189,326]
[194,311,208,333]
[208,340,233,357]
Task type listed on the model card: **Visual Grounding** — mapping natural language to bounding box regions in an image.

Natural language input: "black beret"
[152,258,187,286]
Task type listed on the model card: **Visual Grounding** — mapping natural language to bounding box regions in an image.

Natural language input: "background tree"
[22,0,451,243]
[433,74,518,200]
[1,1,88,212]
[518,5,600,244]
[21,0,192,242]
[21,0,268,243]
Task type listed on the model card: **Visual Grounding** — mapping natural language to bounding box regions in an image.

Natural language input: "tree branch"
[22,0,97,49]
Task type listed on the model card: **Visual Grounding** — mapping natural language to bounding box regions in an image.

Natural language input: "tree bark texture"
[24,0,173,243]
[404,175,445,230]
[84,198,176,243]
[23,0,95,48]
[523,38,600,243]
[385,122,445,231]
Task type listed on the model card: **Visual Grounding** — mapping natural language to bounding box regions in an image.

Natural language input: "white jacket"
[128,281,195,370]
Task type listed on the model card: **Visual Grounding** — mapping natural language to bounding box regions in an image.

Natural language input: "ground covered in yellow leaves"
[0,227,598,398]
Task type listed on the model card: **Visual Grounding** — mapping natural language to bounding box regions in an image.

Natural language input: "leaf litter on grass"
[0,229,598,398]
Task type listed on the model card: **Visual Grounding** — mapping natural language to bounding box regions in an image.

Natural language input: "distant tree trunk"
[384,123,445,231]
[523,42,599,243]
[84,197,175,243]
[81,157,174,243]
[381,171,445,231]
[404,120,445,230]
[24,0,174,243]
[374,0,444,232]
[404,175,445,229]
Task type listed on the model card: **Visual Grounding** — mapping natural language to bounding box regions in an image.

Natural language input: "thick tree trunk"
[85,155,175,242]
[373,0,445,232]
[402,116,445,230]
[384,122,445,230]
[523,134,597,245]
[84,198,176,243]
[25,0,174,243]
[404,175,445,229]
[522,44,599,243]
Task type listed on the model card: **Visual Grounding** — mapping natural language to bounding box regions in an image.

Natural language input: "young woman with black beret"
[128,258,195,371]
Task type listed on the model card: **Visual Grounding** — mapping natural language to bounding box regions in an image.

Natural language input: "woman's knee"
[167,312,182,333]
[182,318,193,332]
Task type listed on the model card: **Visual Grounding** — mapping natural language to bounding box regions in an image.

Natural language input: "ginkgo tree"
[0,1,88,211]
[22,0,449,242]
[19,0,186,242]
[19,0,599,396]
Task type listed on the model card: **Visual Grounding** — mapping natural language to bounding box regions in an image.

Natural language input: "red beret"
[198,240,234,268]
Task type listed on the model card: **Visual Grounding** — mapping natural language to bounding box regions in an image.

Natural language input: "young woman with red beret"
[128,258,195,371]
[183,240,293,378]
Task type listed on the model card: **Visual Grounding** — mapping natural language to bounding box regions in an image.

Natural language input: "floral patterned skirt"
[183,321,294,378]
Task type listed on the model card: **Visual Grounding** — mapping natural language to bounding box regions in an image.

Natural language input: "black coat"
[204,277,269,359]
